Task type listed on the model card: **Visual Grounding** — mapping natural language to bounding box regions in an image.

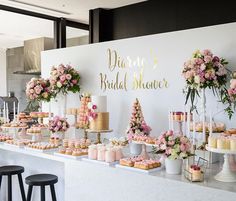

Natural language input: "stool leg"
[26,185,33,201]
[50,185,57,201]
[0,176,2,198]
[18,174,26,201]
[0,175,2,190]
[41,186,45,201]
[8,175,12,201]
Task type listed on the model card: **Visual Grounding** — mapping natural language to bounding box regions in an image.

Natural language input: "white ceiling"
[0,0,146,49]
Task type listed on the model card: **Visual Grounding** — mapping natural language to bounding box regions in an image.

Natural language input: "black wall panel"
[89,0,236,43]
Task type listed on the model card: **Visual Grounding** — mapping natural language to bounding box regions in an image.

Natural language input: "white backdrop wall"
[41,22,236,138]
[0,49,7,96]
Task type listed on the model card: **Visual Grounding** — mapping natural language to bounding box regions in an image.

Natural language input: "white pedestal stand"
[206,146,236,182]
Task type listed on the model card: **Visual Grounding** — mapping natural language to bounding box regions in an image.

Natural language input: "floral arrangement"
[49,64,80,95]
[126,98,152,139]
[182,49,228,110]
[49,116,70,133]
[26,78,54,102]
[87,102,98,121]
[154,130,192,160]
[220,72,236,119]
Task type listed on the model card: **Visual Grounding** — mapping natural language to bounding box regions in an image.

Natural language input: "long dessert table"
[0,144,235,201]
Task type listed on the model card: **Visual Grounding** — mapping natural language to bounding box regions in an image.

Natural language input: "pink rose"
[166,130,173,136]
[230,79,236,89]
[66,74,72,80]
[92,113,98,119]
[35,88,41,95]
[202,49,213,56]
[228,89,234,96]
[212,56,220,63]
[168,140,175,146]
[195,58,203,65]
[60,74,66,82]
[29,82,35,88]
[71,79,77,84]
[204,55,212,63]
[180,143,187,152]
[92,105,97,110]
[57,121,62,126]
[29,89,34,94]
[166,147,172,155]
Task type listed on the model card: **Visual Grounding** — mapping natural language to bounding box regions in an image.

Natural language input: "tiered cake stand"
[1,126,28,139]
[86,129,113,144]
[206,145,236,182]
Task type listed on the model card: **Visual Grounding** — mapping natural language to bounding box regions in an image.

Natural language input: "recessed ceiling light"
[8,0,71,15]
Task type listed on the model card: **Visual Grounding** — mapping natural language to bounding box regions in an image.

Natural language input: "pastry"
[97,145,106,161]
[208,136,217,148]
[189,165,203,181]
[224,128,236,135]
[230,138,236,151]
[105,147,116,163]
[88,145,97,160]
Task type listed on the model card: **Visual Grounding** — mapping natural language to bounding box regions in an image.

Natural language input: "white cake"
[91,96,107,112]
[89,96,109,130]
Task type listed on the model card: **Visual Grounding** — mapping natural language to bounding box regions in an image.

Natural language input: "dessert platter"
[116,156,162,174]
[190,121,225,133]
[1,122,28,129]
[4,139,35,148]
[55,147,88,159]
[25,142,59,153]
[17,112,33,123]
[0,134,13,142]
[54,138,91,159]
[30,112,50,124]
[206,133,236,182]
[82,144,124,166]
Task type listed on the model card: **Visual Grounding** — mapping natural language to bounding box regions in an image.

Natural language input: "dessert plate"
[4,143,24,148]
[115,164,163,174]
[54,152,87,160]
[24,147,58,153]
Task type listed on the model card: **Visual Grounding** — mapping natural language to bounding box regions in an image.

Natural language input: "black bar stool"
[25,174,58,201]
[0,165,26,201]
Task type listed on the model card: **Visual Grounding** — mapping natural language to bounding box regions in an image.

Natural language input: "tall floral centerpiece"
[154,130,192,174]
[49,64,80,116]
[26,78,55,112]
[182,49,228,110]
[182,49,228,142]
[126,98,151,155]
[49,115,70,140]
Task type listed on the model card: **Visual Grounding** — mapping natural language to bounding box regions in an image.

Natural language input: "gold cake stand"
[86,129,113,144]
